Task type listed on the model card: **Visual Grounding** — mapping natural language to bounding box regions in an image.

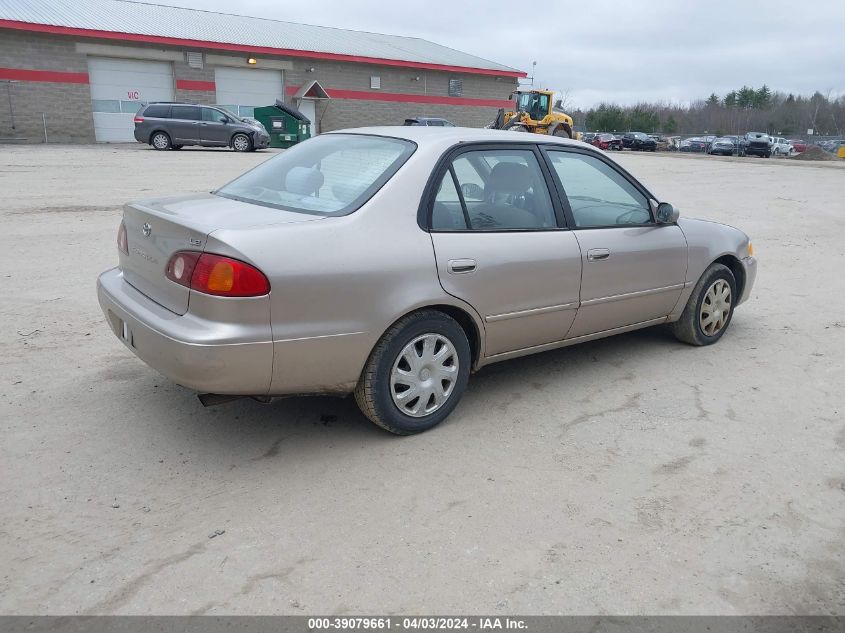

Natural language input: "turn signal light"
[165,251,270,297]
[117,221,129,254]
[747,242,754,257]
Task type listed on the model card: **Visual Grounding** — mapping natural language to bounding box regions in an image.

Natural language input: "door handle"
[447,258,476,274]
[587,248,610,261]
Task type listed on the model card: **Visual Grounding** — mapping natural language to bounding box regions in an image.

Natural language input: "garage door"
[215,67,283,118]
[88,58,174,142]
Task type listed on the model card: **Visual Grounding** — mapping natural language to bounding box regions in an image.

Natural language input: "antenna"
[518,61,537,88]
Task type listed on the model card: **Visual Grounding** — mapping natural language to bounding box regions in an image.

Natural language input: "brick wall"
[285,59,517,130]
[0,28,519,144]
[0,30,95,143]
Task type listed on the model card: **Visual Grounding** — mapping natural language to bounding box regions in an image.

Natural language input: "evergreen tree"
[662,115,678,134]
[755,84,772,109]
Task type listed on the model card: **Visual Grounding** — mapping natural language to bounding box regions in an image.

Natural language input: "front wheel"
[232,133,253,152]
[671,264,737,346]
[553,123,573,138]
[354,310,471,435]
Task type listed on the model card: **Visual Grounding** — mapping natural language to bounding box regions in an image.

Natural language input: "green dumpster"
[253,99,311,149]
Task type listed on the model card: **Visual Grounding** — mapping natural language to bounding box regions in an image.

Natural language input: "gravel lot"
[1,144,843,615]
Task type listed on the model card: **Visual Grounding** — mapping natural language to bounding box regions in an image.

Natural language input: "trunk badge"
[142,222,152,237]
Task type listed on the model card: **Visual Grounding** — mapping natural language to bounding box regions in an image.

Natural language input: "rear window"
[215,134,416,216]
[143,104,170,118]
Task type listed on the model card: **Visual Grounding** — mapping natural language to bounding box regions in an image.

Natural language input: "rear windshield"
[215,134,416,216]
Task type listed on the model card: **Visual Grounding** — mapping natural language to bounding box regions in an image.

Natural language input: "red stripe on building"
[286,85,511,108]
[0,66,88,84]
[176,79,216,91]
[0,20,527,78]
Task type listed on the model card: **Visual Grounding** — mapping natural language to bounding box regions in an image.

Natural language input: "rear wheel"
[232,133,252,152]
[354,310,471,435]
[151,132,171,150]
[671,264,737,346]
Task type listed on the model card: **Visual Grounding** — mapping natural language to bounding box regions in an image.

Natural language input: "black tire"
[553,123,573,138]
[354,310,471,435]
[150,131,171,150]
[671,263,737,346]
[232,133,253,152]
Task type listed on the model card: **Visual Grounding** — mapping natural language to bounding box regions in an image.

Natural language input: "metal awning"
[292,80,330,100]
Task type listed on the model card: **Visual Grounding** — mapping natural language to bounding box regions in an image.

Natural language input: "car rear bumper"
[97,267,273,395]
[738,256,757,305]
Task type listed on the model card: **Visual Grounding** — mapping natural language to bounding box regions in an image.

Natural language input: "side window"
[202,108,228,123]
[431,148,557,230]
[143,105,170,118]
[171,105,201,121]
[546,151,652,228]
[431,170,469,230]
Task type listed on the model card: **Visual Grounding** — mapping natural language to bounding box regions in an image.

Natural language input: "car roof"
[329,125,586,149]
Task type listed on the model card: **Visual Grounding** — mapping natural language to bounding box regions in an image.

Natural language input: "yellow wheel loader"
[489,89,577,139]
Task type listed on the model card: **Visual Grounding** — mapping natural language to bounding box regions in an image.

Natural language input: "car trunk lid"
[119,193,323,315]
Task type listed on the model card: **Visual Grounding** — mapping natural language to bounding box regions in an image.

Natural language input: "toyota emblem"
[142,222,152,237]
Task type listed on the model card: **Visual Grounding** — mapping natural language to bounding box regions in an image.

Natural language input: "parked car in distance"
[744,132,771,157]
[709,136,743,156]
[582,132,598,144]
[591,133,624,151]
[789,139,807,153]
[769,137,794,156]
[404,117,455,127]
[623,132,657,151]
[133,103,270,151]
[683,137,708,153]
[98,127,756,435]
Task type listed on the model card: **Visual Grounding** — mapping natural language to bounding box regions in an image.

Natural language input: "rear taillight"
[117,221,128,254]
[165,251,270,297]
[133,116,144,123]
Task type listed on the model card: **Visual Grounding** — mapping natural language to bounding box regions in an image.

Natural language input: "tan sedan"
[98,127,757,434]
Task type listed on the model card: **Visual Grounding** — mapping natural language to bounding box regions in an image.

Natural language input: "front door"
[543,148,688,338]
[199,107,233,146]
[428,145,582,357]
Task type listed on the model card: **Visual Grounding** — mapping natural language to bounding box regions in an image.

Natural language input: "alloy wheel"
[233,135,250,151]
[390,333,459,417]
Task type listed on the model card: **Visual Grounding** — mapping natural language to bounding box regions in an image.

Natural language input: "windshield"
[215,134,416,216]
[516,92,549,120]
[214,106,242,121]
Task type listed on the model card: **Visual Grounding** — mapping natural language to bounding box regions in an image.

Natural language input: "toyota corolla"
[98,127,757,434]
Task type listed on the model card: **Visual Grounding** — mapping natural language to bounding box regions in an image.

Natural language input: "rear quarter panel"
[208,143,484,395]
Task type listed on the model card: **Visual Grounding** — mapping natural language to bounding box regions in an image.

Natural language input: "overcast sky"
[162,0,844,109]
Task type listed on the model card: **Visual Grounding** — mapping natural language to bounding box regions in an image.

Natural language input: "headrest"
[285,166,324,196]
[488,162,531,194]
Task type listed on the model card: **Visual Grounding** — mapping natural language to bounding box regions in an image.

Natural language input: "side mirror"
[656,202,679,224]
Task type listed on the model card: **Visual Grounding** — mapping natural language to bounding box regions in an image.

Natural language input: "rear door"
[169,105,201,144]
[542,147,688,338]
[427,144,582,357]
